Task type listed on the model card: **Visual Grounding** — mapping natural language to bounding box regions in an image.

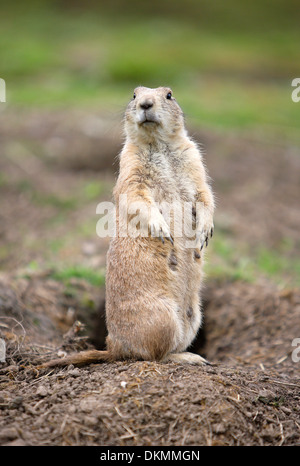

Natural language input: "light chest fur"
[139,144,197,204]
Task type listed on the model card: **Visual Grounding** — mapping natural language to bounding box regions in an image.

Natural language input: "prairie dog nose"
[140,99,153,110]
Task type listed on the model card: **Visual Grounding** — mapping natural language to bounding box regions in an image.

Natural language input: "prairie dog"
[42,87,214,368]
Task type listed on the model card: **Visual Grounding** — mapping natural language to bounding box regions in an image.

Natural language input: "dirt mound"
[0,275,299,446]
[202,280,300,373]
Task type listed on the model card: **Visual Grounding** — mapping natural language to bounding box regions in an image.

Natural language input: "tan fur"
[41,87,214,369]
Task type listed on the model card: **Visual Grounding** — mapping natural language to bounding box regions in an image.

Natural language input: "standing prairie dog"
[42,87,214,369]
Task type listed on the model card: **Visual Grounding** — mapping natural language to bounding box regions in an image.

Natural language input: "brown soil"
[0,109,299,446]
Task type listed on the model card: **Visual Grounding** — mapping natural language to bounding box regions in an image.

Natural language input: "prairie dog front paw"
[193,206,214,249]
[149,210,174,245]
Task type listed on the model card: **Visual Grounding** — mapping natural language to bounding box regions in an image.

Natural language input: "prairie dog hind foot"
[164,352,211,366]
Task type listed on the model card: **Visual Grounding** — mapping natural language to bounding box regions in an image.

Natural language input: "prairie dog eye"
[133,93,136,99]
[166,92,172,100]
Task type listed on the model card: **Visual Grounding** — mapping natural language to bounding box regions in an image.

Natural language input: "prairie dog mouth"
[137,111,160,126]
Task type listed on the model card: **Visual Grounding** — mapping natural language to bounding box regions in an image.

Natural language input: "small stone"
[84,416,98,427]
[0,427,18,441]
[257,389,276,403]
[281,406,292,415]
[68,368,81,377]
[213,423,226,434]
[36,385,48,397]
[79,396,99,413]
[10,396,23,408]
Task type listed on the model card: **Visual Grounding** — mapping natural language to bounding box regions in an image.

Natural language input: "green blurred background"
[0,0,300,287]
[1,0,299,140]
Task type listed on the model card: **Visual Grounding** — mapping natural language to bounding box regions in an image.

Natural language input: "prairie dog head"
[124,86,187,144]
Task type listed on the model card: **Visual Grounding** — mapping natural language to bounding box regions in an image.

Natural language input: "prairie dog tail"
[39,350,111,369]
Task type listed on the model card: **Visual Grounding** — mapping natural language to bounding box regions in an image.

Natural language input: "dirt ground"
[0,109,299,446]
